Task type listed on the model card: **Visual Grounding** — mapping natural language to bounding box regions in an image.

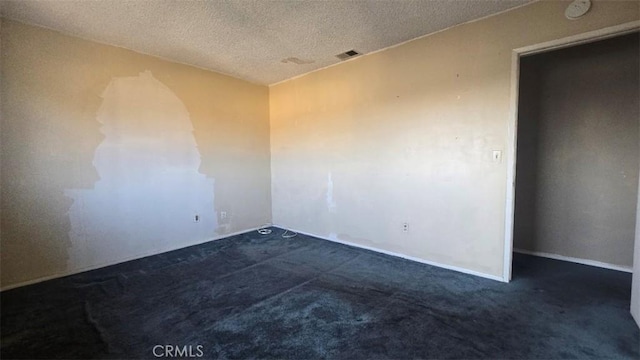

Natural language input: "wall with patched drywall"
[514,33,639,269]
[0,20,271,288]
[269,1,640,279]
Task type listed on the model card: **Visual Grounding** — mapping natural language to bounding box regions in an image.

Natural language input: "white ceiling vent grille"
[336,49,361,61]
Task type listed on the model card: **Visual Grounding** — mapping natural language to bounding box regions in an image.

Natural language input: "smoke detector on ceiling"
[565,0,591,20]
[336,49,361,61]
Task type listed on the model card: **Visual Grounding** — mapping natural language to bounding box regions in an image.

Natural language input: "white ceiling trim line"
[268,0,537,87]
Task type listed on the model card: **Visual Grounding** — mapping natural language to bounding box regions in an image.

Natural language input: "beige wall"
[2,1,639,289]
[0,20,271,288]
[269,1,640,279]
[514,33,639,268]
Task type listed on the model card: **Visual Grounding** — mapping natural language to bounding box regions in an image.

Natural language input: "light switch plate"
[492,150,502,163]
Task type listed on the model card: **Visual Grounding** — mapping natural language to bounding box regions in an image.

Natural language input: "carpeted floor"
[1,227,638,359]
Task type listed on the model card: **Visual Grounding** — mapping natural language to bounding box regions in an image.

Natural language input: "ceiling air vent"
[336,49,361,61]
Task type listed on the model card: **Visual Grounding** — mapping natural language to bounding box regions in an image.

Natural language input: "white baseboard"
[0,225,267,292]
[513,248,633,273]
[275,225,505,282]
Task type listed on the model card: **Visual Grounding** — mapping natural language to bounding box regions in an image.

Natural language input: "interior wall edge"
[631,96,640,325]
[503,50,521,283]
[0,225,267,292]
[513,249,633,273]
[275,224,506,283]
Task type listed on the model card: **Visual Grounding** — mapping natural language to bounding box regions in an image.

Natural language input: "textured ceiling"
[1,0,531,85]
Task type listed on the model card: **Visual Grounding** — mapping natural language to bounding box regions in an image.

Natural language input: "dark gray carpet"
[1,227,638,359]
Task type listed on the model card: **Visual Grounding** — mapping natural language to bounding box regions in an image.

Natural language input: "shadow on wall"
[0,20,109,286]
[64,71,217,271]
[0,188,75,285]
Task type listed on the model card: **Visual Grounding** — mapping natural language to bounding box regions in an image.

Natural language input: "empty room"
[1,0,639,359]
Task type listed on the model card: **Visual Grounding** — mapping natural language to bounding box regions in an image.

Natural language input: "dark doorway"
[513,32,639,273]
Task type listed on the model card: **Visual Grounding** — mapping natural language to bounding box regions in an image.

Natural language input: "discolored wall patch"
[64,71,217,270]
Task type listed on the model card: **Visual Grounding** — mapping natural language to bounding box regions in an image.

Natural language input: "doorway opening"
[512,31,639,275]
[503,21,640,282]
[503,23,640,330]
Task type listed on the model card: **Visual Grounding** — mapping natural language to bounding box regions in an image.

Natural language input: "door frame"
[503,20,640,282]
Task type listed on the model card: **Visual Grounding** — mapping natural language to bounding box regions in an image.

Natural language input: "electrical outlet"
[194,214,200,223]
[402,222,409,232]
[220,211,227,220]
